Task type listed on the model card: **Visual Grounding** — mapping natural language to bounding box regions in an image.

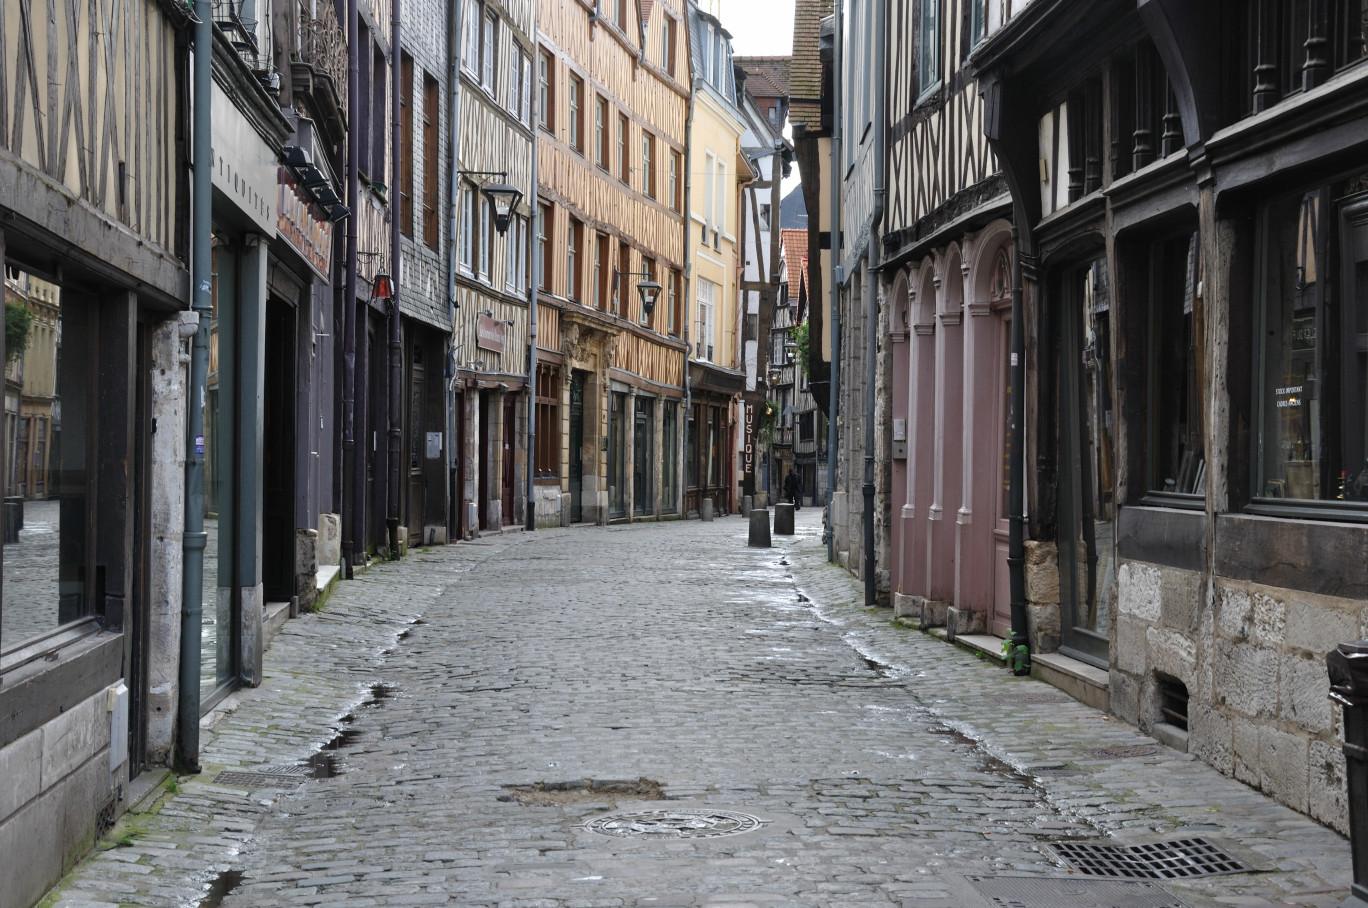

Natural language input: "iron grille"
[1049,838,1249,880]
[213,770,307,789]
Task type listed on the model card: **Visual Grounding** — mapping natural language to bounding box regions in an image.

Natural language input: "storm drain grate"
[213,770,307,789]
[1049,838,1249,879]
[1082,744,1163,759]
[966,875,1189,908]
[583,808,764,839]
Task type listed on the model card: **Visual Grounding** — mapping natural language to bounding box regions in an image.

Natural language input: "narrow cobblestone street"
[47,512,1353,908]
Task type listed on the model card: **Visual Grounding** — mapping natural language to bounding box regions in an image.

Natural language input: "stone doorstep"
[315,563,341,594]
[263,601,291,648]
[1031,650,1110,712]
[950,632,1111,713]
[955,633,1007,664]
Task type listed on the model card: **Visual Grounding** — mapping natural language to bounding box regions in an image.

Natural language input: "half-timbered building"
[451,0,535,538]
[0,0,193,899]
[882,0,1013,645]
[534,0,690,525]
[973,0,1368,832]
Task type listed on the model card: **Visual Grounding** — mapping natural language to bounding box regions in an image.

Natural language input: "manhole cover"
[212,770,306,789]
[1049,838,1249,879]
[1083,744,1163,759]
[583,808,764,839]
[966,875,1188,907]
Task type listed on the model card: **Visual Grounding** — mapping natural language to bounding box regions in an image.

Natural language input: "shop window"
[1253,178,1368,513]
[1146,233,1205,501]
[534,364,560,478]
[0,273,95,653]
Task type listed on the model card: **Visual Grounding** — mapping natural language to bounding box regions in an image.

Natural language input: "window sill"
[1244,498,1368,523]
[1138,492,1204,511]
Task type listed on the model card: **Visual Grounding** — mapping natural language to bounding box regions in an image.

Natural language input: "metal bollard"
[701,498,714,522]
[742,495,753,517]
[1328,640,1368,908]
[747,508,771,547]
[774,502,795,535]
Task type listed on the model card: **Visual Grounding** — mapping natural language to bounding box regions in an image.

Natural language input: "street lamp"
[457,170,524,236]
[613,270,662,321]
[371,269,395,303]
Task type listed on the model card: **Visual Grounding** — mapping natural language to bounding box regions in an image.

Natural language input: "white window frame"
[459,183,475,272]
[696,279,716,362]
[462,0,480,74]
[482,9,497,92]
[918,0,941,98]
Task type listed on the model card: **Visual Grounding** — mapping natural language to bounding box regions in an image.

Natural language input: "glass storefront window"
[662,404,677,513]
[1255,178,1368,510]
[1,270,94,653]
[1148,232,1205,499]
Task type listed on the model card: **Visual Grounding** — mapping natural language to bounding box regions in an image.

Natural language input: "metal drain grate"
[966,875,1189,908]
[583,808,763,839]
[1049,838,1249,879]
[213,770,307,788]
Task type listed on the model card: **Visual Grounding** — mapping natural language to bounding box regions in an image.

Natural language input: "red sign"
[476,315,506,354]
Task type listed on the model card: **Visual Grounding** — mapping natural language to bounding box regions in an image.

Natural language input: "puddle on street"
[197,869,243,908]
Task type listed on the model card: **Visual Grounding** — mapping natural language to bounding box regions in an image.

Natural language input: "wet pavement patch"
[197,869,244,907]
[582,808,765,839]
[965,874,1189,907]
[498,778,666,806]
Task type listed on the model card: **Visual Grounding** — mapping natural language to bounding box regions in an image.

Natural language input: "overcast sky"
[720,0,796,57]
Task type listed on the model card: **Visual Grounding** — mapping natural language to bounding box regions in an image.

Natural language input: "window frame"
[568,74,584,153]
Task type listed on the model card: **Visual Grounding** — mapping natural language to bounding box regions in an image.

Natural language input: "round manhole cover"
[583,808,764,839]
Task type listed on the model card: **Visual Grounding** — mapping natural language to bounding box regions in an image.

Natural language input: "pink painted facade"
[889,223,1014,634]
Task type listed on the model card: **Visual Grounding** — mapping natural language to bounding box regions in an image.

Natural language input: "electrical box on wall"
[892,418,907,442]
[892,441,908,460]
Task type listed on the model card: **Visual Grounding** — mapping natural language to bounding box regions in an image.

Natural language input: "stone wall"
[1110,560,1364,834]
[0,687,122,908]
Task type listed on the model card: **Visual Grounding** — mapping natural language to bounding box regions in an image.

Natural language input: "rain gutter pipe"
[387,0,402,559]
[1007,225,1030,674]
[825,1,842,562]
[682,81,696,515]
[525,1,539,530]
[342,0,359,573]
[445,0,464,539]
[176,0,213,773]
[862,0,886,606]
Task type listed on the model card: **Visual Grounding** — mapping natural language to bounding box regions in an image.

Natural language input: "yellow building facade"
[684,4,749,515]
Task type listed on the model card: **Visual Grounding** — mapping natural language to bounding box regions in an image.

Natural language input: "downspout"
[342,0,360,573]
[525,6,539,531]
[176,0,213,773]
[862,0,886,606]
[825,1,842,562]
[445,0,464,540]
[682,83,696,515]
[387,0,402,558]
[1007,225,1030,674]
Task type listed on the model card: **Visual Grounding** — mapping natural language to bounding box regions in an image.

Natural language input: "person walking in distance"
[784,470,802,510]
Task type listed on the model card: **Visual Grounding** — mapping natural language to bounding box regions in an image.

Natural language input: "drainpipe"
[342,0,359,574]
[525,8,539,531]
[445,0,464,540]
[862,0,886,607]
[1007,225,1030,674]
[176,0,213,774]
[682,84,696,515]
[387,0,402,559]
[825,0,842,562]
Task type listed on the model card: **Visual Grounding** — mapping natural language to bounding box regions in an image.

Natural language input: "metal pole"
[1327,641,1368,908]
[1007,225,1030,674]
[825,0,842,562]
[387,0,402,559]
[176,0,213,773]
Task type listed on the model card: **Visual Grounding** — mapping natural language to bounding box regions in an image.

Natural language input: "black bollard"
[774,502,795,535]
[1328,640,1368,908]
[747,508,771,548]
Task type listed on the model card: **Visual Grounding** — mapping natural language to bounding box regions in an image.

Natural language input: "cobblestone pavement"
[46,512,1354,907]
